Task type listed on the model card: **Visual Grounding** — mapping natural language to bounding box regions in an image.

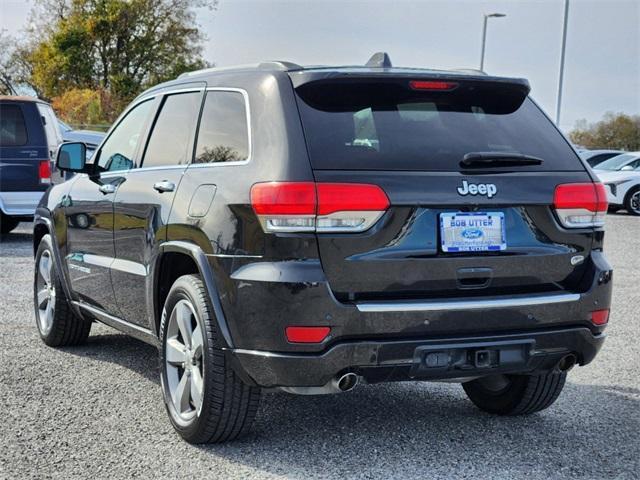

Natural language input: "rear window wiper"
[461,152,544,168]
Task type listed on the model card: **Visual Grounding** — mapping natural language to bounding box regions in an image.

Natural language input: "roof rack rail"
[258,61,303,71]
[451,68,488,76]
[365,52,392,68]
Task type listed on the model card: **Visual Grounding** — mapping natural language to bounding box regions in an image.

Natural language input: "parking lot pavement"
[1,216,639,480]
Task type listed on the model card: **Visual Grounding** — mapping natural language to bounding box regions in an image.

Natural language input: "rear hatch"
[292,73,601,302]
[0,101,50,192]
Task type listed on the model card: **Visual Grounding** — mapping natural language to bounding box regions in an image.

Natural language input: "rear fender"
[156,241,234,349]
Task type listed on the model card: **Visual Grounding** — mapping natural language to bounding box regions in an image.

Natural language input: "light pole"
[556,0,570,126]
[480,13,506,71]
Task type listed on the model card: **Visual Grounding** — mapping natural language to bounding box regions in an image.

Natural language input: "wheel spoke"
[37,288,49,309]
[49,288,55,306]
[190,367,203,412]
[39,254,51,285]
[166,338,186,365]
[176,302,193,347]
[172,372,191,413]
[191,325,204,357]
[45,301,54,330]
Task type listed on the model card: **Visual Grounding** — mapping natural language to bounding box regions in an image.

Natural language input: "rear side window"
[194,91,249,164]
[36,103,63,156]
[142,91,202,168]
[0,104,28,146]
[295,81,583,171]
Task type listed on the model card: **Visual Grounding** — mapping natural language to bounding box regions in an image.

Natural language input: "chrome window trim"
[355,293,581,313]
[122,164,188,175]
[188,87,252,168]
[96,87,251,174]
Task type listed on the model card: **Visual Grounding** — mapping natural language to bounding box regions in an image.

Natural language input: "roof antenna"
[365,52,392,68]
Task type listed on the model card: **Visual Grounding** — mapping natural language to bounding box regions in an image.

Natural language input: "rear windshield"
[295,81,583,171]
[0,103,28,146]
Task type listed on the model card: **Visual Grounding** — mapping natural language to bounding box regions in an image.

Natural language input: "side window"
[0,104,28,146]
[96,99,154,173]
[194,91,249,164]
[141,91,202,168]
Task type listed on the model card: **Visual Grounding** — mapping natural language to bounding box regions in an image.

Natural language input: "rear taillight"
[250,182,316,231]
[553,182,608,228]
[38,160,51,184]
[591,309,610,326]
[251,182,389,233]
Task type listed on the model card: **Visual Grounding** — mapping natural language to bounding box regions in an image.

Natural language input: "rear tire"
[462,371,566,415]
[34,234,91,346]
[0,213,20,234]
[160,274,260,443]
[624,187,640,216]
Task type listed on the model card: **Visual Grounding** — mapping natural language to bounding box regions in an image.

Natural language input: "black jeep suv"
[33,54,613,444]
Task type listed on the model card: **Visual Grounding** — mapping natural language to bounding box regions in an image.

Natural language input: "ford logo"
[461,228,483,240]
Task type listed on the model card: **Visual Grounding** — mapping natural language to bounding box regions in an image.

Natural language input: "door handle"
[153,180,175,193]
[99,183,117,195]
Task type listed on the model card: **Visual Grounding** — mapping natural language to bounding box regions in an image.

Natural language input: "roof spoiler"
[294,74,531,114]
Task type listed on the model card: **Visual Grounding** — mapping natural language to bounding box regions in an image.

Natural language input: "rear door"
[111,89,203,327]
[0,102,49,202]
[294,77,595,302]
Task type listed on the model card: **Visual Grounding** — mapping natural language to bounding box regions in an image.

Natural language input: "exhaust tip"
[557,354,577,372]
[336,373,358,392]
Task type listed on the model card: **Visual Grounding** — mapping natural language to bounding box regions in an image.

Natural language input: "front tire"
[624,187,640,216]
[160,274,260,443]
[462,371,566,415]
[34,234,91,346]
[0,213,19,234]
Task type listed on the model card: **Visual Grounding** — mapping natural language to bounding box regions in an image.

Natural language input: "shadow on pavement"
[62,332,159,384]
[211,382,639,478]
[62,332,639,478]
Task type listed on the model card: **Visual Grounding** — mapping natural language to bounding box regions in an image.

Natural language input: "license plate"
[440,212,506,252]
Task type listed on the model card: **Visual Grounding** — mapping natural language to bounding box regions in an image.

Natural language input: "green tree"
[569,112,640,151]
[22,0,216,113]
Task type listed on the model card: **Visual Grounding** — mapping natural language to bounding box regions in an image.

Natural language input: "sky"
[1,0,638,132]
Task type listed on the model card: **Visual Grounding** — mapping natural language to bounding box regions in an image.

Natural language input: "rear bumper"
[230,327,605,388]
[215,251,612,388]
[0,191,44,216]
[219,251,612,351]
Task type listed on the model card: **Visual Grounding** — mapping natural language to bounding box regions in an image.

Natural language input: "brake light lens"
[590,309,610,326]
[285,326,331,343]
[39,160,51,184]
[553,182,608,228]
[251,182,389,233]
[409,80,458,91]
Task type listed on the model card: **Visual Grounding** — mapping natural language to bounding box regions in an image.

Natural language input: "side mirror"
[57,142,88,173]
[620,165,634,171]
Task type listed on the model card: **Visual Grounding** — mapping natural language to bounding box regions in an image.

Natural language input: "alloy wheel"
[629,191,640,214]
[477,374,511,394]
[165,299,205,422]
[36,250,56,335]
